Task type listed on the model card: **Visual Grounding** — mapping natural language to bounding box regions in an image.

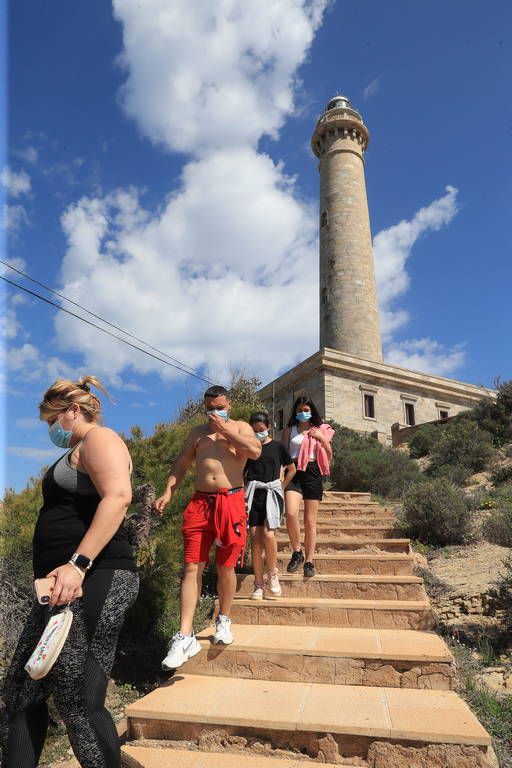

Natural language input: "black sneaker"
[286,550,304,573]
[304,561,316,578]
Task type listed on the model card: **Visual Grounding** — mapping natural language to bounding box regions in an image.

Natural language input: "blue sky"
[2,0,511,492]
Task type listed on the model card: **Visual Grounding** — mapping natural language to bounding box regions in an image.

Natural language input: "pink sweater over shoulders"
[297,423,334,475]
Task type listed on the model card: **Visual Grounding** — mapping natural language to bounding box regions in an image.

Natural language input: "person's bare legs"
[304,499,319,563]
[285,490,302,552]
[263,525,278,573]
[180,561,206,634]
[250,526,265,586]
[217,564,237,617]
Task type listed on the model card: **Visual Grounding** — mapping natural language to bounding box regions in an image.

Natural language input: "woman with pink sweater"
[281,396,334,577]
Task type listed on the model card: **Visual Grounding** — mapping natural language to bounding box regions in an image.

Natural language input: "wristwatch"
[70,553,93,571]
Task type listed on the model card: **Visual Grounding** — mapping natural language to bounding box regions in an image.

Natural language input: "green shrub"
[472,380,512,447]
[481,488,512,548]
[400,478,472,545]
[329,424,421,499]
[428,418,495,484]
[408,424,442,459]
[490,463,512,486]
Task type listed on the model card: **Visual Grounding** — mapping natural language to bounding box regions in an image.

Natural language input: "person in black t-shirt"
[244,412,296,599]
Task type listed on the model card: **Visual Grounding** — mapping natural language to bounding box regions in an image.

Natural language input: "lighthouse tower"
[312,95,383,362]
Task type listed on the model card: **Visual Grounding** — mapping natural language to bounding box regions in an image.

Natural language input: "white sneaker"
[161,631,201,670]
[267,570,282,597]
[213,614,233,645]
[251,583,264,600]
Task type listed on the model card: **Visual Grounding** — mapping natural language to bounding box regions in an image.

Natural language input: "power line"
[1,275,213,384]
[0,257,204,380]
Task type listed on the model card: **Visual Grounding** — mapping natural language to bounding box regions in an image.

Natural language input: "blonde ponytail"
[39,376,111,423]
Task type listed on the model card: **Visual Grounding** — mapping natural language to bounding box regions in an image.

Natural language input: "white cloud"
[374,185,459,339]
[2,204,29,232]
[49,1,327,384]
[363,76,381,100]
[16,417,42,429]
[6,342,74,383]
[7,446,59,461]
[14,145,38,164]
[113,0,327,155]
[385,338,466,377]
[1,166,31,197]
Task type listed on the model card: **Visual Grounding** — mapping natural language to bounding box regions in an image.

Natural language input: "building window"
[277,409,284,431]
[439,409,449,421]
[321,211,328,227]
[405,402,416,426]
[321,287,328,305]
[363,393,375,419]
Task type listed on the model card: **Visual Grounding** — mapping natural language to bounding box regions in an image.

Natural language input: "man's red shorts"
[182,488,247,567]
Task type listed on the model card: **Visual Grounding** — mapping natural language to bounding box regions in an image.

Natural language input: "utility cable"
[0,257,204,379]
[1,275,212,384]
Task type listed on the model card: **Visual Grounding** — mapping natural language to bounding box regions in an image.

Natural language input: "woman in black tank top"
[2,376,139,768]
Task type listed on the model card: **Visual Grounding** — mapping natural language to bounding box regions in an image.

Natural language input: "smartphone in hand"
[34,577,56,605]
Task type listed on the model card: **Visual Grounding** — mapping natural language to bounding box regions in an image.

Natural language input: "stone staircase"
[122,491,495,768]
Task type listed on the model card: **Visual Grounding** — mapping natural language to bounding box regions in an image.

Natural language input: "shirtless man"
[155,384,261,670]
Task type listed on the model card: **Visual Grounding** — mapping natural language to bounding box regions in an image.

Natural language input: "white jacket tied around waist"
[245,479,283,530]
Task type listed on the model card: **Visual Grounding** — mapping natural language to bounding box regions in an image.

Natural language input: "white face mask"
[255,430,269,442]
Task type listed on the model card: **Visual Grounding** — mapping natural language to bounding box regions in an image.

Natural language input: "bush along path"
[121,492,497,768]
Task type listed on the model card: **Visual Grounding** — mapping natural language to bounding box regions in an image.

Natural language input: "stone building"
[260,95,493,442]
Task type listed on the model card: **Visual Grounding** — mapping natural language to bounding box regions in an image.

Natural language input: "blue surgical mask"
[296,411,312,422]
[255,430,269,441]
[206,409,229,421]
[49,418,73,448]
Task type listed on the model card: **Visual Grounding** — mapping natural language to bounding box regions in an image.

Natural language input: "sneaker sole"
[213,635,234,645]
[161,642,201,671]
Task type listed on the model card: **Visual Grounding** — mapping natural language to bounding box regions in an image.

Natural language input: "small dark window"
[277,409,284,431]
[363,393,375,419]
[321,211,328,227]
[405,403,416,426]
[439,410,449,421]
[321,287,328,305]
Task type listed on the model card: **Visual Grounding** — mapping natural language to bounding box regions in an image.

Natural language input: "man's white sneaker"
[251,584,264,600]
[213,614,233,644]
[161,631,201,670]
[267,570,282,597]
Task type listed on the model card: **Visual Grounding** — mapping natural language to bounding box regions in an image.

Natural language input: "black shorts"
[248,489,284,527]
[286,461,323,501]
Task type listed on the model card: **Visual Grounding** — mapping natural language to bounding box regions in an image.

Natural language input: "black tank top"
[32,449,136,578]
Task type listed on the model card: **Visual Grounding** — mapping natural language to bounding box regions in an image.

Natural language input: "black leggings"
[2,568,139,768]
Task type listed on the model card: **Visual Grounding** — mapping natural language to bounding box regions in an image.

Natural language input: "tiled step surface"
[228,596,436,630]
[276,536,411,554]
[184,625,456,689]
[275,551,414,575]
[125,675,490,755]
[236,572,426,600]
[121,746,352,768]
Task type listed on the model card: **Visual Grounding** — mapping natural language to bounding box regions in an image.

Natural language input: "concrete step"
[228,596,436,630]
[275,551,414,575]
[122,746,353,768]
[125,675,491,762]
[324,491,372,500]
[184,625,456,689]
[236,572,427,600]
[276,537,411,554]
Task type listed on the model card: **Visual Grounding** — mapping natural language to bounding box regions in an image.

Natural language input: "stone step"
[275,552,414,575]
[228,597,436,630]
[313,522,399,537]
[276,537,411,554]
[324,491,372,500]
[236,573,426,600]
[184,625,456,689]
[121,746,352,768]
[315,516,398,527]
[125,675,491,763]
[310,507,393,518]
